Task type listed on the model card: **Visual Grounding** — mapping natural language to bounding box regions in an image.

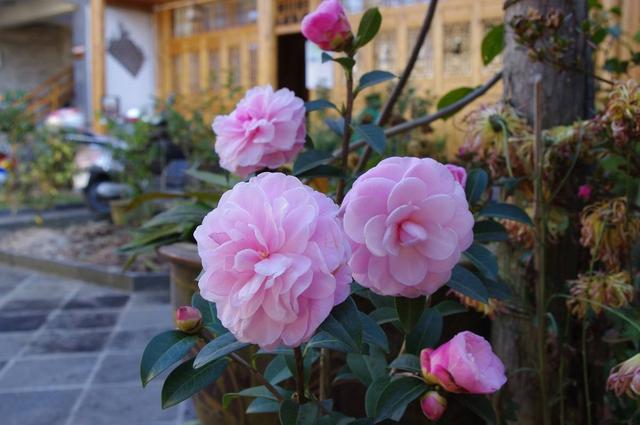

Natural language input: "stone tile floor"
[0,265,198,425]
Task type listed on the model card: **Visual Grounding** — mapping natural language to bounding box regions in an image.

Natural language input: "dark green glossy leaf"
[473,220,508,242]
[247,397,280,414]
[433,300,467,317]
[478,202,532,225]
[395,296,425,333]
[191,293,226,336]
[365,375,390,418]
[346,353,387,386]
[463,243,498,280]
[465,168,489,205]
[484,277,512,301]
[305,99,338,112]
[161,357,228,409]
[306,331,353,353]
[325,117,345,137]
[355,124,386,154]
[356,70,395,93]
[481,24,504,65]
[437,87,474,119]
[374,377,428,423]
[293,149,333,175]
[193,332,249,368]
[369,307,398,325]
[455,394,497,425]
[319,298,363,353]
[264,355,293,385]
[359,312,389,352]
[405,308,443,354]
[297,164,344,178]
[279,400,319,425]
[355,8,382,49]
[447,265,489,303]
[140,330,200,387]
[389,354,420,374]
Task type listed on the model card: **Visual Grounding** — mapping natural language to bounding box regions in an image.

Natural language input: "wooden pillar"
[91,0,105,132]
[257,0,276,86]
[155,9,172,99]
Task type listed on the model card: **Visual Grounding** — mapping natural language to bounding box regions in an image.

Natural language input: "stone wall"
[0,23,72,94]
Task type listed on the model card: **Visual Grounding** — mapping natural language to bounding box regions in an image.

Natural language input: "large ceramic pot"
[158,242,277,425]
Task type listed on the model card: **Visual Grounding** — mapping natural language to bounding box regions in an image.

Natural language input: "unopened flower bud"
[420,391,447,421]
[175,306,202,334]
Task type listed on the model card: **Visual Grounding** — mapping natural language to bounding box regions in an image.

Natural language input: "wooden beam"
[0,0,76,29]
[91,0,105,132]
[257,0,276,86]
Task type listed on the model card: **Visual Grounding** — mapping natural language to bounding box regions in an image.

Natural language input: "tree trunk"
[496,1,594,424]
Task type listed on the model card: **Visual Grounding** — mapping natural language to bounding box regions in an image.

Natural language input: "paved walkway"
[0,265,197,425]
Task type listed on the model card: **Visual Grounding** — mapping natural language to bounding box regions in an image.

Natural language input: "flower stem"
[335,60,355,204]
[294,346,307,404]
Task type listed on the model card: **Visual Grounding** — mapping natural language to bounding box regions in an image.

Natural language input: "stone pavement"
[0,265,198,425]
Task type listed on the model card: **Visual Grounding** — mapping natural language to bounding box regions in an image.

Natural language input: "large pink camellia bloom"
[212,86,305,178]
[420,331,507,394]
[340,157,474,298]
[301,0,353,52]
[194,173,351,350]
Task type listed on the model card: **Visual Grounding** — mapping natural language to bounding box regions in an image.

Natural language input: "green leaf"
[247,397,281,414]
[305,99,338,112]
[355,8,382,49]
[395,296,425,334]
[191,293,226,336]
[455,394,497,425]
[374,377,429,423]
[355,124,386,154]
[365,375,391,418]
[306,331,353,353]
[359,312,389,353]
[279,400,319,425]
[319,297,363,353]
[603,58,629,74]
[478,202,532,225]
[142,203,209,229]
[405,308,443,354]
[264,355,293,385]
[484,277,512,301]
[433,300,467,317]
[447,265,489,303]
[389,354,421,374]
[238,385,289,401]
[369,307,398,325]
[481,24,504,65]
[347,353,387,386]
[297,164,344,179]
[465,168,489,204]
[437,87,474,119]
[325,117,345,137]
[463,243,498,280]
[161,357,228,409]
[293,149,333,175]
[140,330,200,387]
[356,70,396,93]
[185,168,239,188]
[193,332,249,368]
[473,220,508,242]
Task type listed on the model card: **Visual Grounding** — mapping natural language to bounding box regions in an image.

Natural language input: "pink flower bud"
[301,0,353,52]
[420,331,507,394]
[175,306,203,334]
[445,164,467,187]
[420,391,447,421]
[578,184,592,201]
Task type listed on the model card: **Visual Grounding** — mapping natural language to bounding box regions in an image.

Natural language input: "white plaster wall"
[104,6,155,115]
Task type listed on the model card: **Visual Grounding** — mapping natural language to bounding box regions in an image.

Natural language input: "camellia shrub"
[140,1,526,424]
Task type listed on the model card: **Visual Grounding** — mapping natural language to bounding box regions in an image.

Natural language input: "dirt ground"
[0,220,166,272]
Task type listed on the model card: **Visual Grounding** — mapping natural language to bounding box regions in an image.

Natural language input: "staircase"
[24,66,74,122]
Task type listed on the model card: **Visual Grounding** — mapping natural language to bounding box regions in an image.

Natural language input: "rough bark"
[496,1,594,424]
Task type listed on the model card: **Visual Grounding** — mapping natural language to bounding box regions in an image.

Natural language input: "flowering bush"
[140,2,525,424]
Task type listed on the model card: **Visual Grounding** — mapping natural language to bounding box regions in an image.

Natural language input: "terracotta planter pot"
[109,199,131,226]
[158,242,277,425]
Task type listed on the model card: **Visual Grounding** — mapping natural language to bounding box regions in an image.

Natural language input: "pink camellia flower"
[578,184,592,200]
[445,164,467,187]
[175,306,203,334]
[420,391,447,421]
[194,173,351,350]
[340,157,474,298]
[212,86,305,178]
[421,331,507,394]
[301,0,353,52]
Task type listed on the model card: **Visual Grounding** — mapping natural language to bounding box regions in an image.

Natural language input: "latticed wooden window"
[174,0,257,36]
[248,43,258,86]
[189,51,200,93]
[482,19,502,74]
[171,54,183,94]
[209,49,221,89]
[276,0,308,26]
[443,22,471,77]
[228,45,241,86]
[408,27,434,78]
[374,31,396,73]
